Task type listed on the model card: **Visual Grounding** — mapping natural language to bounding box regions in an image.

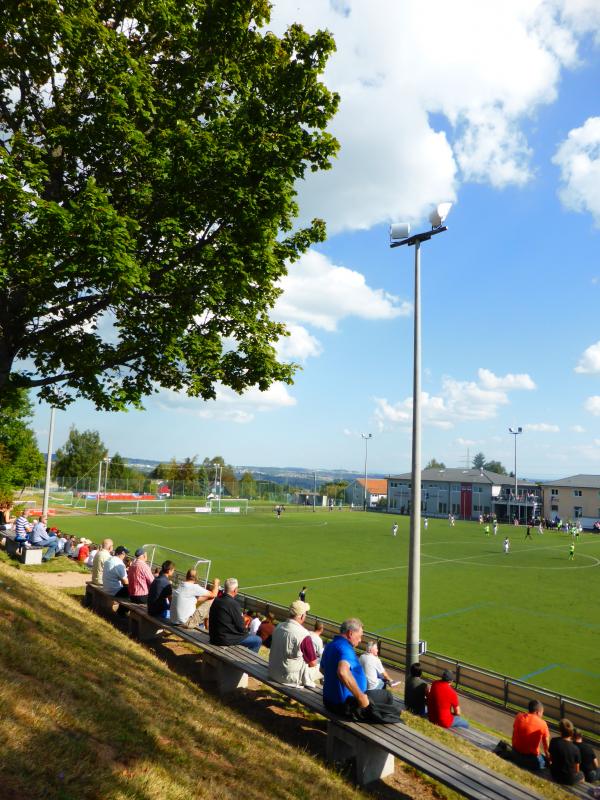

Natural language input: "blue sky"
[33,1,600,479]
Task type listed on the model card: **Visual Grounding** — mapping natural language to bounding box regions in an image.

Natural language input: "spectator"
[573,729,599,783]
[320,618,399,722]
[405,662,429,716]
[0,502,13,531]
[86,544,98,569]
[268,600,319,687]
[428,670,468,729]
[102,545,130,617]
[127,548,155,605]
[30,516,60,561]
[257,613,276,649]
[77,538,90,563]
[148,560,175,620]
[309,620,324,661]
[14,510,32,553]
[359,641,394,690]
[511,700,550,770]
[55,530,67,555]
[549,719,583,785]
[64,535,77,558]
[171,570,220,629]
[208,578,262,653]
[91,539,113,586]
[248,611,261,636]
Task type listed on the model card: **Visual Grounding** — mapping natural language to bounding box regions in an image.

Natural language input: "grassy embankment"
[0,560,364,800]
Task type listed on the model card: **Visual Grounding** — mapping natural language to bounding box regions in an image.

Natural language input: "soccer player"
[569,542,575,561]
[493,521,498,536]
[484,524,490,536]
[503,537,510,554]
[525,525,532,539]
[423,517,428,530]
[392,523,398,537]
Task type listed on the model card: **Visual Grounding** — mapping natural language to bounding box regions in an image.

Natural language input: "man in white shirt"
[103,545,130,616]
[359,641,394,691]
[170,569,220,629]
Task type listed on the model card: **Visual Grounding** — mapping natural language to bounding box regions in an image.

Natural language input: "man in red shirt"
[512,700,550,770]
[428,670,469,729]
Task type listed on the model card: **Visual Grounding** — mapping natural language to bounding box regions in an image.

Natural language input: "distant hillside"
[121,458,387,488]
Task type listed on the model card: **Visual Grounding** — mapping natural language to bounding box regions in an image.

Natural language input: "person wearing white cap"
[268,600,319,688]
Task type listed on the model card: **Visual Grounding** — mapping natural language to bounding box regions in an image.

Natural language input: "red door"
[460,484,472,519]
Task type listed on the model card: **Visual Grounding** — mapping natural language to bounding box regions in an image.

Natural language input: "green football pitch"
[52,508,600,705]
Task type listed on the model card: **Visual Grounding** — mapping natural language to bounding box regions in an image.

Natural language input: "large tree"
[0,1,339,409]
[53,427,108,479]
[0,389,45,489]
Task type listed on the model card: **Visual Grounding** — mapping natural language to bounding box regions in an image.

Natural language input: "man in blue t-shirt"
[321,618,375,716]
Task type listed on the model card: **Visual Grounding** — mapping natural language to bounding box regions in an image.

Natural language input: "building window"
[451,502,460,514]
[451,484,460,491]
[551,489,559,496]
[574,506,583,518]
[573,490,582,497]
[438,501,447,514]
[551,504,558,512]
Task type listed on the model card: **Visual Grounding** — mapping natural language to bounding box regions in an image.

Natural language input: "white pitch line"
[241,542,600,591]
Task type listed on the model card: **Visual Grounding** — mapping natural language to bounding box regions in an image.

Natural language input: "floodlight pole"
[509,427,522,521]
[390,223,448,693]
[361,433,372,511]
[95,460,103,515]
[41,406,56,517]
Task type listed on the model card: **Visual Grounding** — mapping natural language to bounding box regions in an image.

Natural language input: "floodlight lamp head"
[508,427,523,434]
[428,202,452,229]
[390,222,411,242]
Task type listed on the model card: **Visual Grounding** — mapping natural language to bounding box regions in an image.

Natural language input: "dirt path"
[27,571,90,589]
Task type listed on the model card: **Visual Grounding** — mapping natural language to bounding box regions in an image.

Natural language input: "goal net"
[140,544,211,589]
[99,500,214,515]
[207,498,249,514]
[48,490,74,508]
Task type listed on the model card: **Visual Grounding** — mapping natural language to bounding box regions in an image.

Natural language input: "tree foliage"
[425,458,446,469]
[0,390,45,488]
[53,427,108,479]
[471,453,508,475]
[0,0,339,409]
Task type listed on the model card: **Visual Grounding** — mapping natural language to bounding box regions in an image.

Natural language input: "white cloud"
[584,395,600,415]
[575,341,600,373]
[275,324,323,362]
[374,366,535,430]
[267,1,588,233]
[525,423,560,432]
[553,117,600,225]
[571,424,585,433]
[477,368,536,391]
[274,249,410,332]
[456,438,477,446]
[156,383,296,424]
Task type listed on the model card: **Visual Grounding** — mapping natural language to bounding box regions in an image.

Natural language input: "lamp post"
[390,202,452,691]
[361,433,372,511]
[508,427,522,522]
[41,406,56,517]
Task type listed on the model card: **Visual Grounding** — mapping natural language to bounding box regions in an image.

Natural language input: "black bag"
[347,689,402,724]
